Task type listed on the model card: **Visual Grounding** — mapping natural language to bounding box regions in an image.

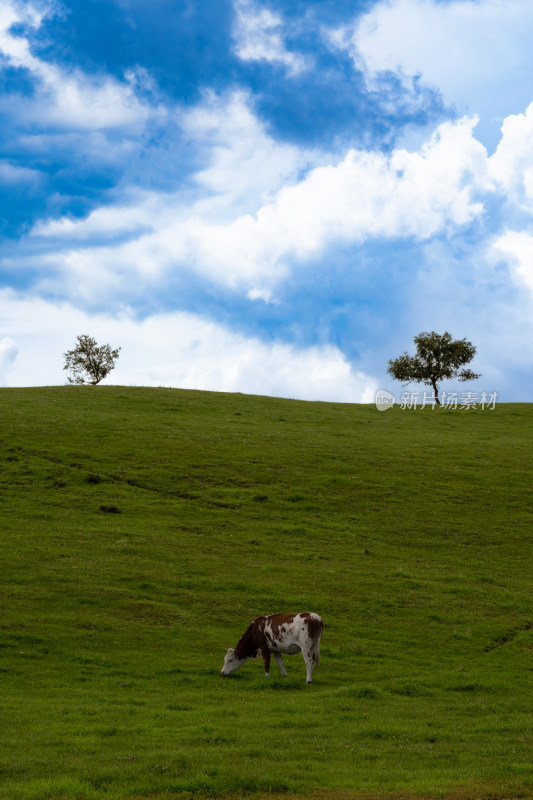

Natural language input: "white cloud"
[0,159,41,185]
[23,110,489,303]
[488,102,533,210]
[0,0,155,131]
[181,91,322,212]
[33,90,324,243]
[492,231,533,295]
[166,116,487,289]
[232,0,309,74]
[0,291,377,401]
[33,189,163,241]
[247,288,274,303]
[347,0,533,141]
[0,337,19,385]
[0,0,43,37]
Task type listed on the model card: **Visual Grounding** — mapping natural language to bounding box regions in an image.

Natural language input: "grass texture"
[0,386,532,800]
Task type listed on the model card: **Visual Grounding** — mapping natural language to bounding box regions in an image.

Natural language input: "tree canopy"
[63,335,121,386]
[387,331,481,405]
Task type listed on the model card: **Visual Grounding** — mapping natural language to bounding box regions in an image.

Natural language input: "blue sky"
[1,0,533,400]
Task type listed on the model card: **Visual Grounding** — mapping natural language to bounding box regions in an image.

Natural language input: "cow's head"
[221,647,246,676]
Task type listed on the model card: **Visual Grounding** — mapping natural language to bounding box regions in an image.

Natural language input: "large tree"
[63,335,121,385]
[387,331,481,405]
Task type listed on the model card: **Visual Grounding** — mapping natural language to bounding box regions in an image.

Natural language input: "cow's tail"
[310,616,323,668]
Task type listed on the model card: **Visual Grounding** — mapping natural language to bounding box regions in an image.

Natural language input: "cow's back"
[263,612,322,652]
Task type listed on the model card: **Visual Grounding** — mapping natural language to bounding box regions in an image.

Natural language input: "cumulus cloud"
[346,0,533,142]
[181,91,323,211]
[23,109,489,305]
[171,115,487,287]
[0,291,377,401]
[488,102,533,209]
[232,0,309,74]
[33,90,323,240]
[492,231,533,295]
[486,102,533,300]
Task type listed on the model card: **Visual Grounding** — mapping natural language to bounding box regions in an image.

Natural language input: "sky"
[1,0,533,401]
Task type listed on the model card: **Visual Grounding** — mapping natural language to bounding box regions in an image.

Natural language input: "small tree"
[63,335,121,385]
[387,331,480,405]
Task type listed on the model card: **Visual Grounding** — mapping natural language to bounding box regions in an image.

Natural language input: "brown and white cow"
[221,612,323,684]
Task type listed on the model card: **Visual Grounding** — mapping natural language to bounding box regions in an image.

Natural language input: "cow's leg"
[273,652,288,677]
[303,650,314,684]
[261,647,271,677]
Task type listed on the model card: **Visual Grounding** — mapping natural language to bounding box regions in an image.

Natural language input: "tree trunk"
[431,379,440,405]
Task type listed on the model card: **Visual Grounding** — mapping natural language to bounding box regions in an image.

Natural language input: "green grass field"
[0,386,532,800]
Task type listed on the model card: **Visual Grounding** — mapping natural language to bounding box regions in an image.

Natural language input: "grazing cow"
[221,612,323,685]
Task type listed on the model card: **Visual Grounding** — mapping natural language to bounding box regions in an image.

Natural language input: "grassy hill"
[0,386,532,800]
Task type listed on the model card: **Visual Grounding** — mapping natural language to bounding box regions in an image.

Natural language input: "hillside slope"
[0,387,532,800]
